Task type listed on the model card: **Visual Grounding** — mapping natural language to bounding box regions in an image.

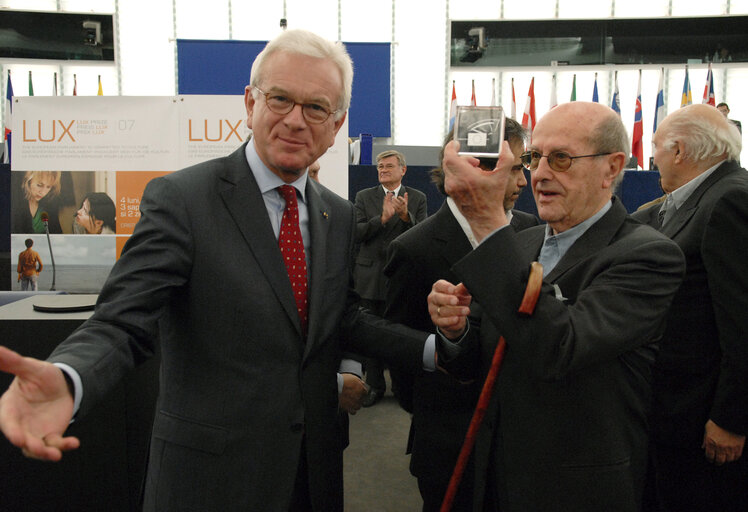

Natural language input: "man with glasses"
[353,150,427,407]
[428,101,685,511]
[0,29,430,511]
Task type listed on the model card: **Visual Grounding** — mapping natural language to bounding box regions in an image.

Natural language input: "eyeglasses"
[520,150,612,172]
[253,86,338,124]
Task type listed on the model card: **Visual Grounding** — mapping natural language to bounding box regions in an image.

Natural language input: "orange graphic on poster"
[116,236,129,260]
[115,171,171,236]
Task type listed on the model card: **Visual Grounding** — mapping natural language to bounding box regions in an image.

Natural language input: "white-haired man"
[634,103,748,512]
[0,29,429,511]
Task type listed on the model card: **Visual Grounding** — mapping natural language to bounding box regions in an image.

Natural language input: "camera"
[83,21,102,46]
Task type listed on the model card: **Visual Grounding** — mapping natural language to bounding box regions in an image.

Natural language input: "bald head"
[530,102,628,233]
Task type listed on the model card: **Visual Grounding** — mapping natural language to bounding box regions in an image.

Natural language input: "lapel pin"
[322,211,329,219]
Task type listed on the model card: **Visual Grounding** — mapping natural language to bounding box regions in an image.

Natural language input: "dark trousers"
[651,440,748,512]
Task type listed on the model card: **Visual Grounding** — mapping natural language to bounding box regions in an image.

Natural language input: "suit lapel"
[218,144,302,335]
[432,202,473,265]
[545,199,626,283]
[305,181,331,349]
[661,161,737,238]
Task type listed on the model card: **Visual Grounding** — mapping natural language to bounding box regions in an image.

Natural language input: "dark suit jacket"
[632,160,748,445]
[440,198,685,512]
[48,143,427,511]
[384,202,539,490]
[353,184,427,301]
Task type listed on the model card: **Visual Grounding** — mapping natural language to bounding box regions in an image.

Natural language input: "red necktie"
[278,185,308,334]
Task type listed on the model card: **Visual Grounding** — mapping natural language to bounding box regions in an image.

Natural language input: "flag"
[521,77,536,134]
[53,72,58,96]
[73,74,77,96]
[511,78,516,120]
[702,63,715,106]
[611,71,621,116]
[653,68,666,137]
[631,71,643,170]
[97,75,103,96]
[549,74,558,109]
[592,73,599,103]
[490,78,496,107]
[470,79,476,106]
[570,74,577,101]
[4,71,13,164]
[28,70,34,96]
[681,66,692,107]
[448,81,457,131]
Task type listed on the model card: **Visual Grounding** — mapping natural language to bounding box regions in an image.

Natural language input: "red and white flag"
[511,78,516,120]
[702,63,715,106]
[73,74,77,96]
[631,71,644,170]
[448,81,457,130]
[521,78,536,134]
[470,79,477,106]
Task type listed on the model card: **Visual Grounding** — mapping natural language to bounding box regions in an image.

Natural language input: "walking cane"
[440,261,544,512]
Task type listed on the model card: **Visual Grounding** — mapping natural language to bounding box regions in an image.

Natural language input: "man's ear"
[244,86,255,131]
[673,140,686,164]
[602,152,626,189]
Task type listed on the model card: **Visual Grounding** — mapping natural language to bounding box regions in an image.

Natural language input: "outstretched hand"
[0,346,79,461]
[428,280,472,339]
[442,140,515,242]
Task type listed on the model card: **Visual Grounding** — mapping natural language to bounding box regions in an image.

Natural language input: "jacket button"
[290,423,304,433]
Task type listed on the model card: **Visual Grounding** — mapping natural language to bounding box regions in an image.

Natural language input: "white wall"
[2,0,747,164]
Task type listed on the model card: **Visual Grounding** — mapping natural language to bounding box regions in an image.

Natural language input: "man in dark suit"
[429,102,685,511]
[0,29,429,511]
[353,150,427,406]
[633,103,748,512]
[717,102,742,135]
[384,118,537,511]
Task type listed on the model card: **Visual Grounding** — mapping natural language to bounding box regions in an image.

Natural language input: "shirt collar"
[245,138,308,202]
[383,184,402,196]
[544,198,612,243]
[666,159,724,211]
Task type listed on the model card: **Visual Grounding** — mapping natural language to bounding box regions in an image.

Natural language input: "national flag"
[521,77,536,135]
[4,71,13,164]
[549,73,558,109]
[490,78,496,107]
[653,68,666,137]
[631,71,643,170]
[448,81,457,130]
[702,64,715,106]
[592,73,599,103]
[470,80,476,106]
[97,75,103,96]
[53,72,58,96]
[611,71,621,116]
[681,66,692,107]
[73,74,77,96]
[570,74,577,101]
[28,71,34,96]
[511,78,516,120]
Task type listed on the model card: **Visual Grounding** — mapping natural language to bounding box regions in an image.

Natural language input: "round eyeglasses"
[253,86,338,124]
[520,150,612,172]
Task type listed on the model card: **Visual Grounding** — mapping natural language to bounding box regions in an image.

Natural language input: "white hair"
[249,29,353,120]
[661,111,742,162]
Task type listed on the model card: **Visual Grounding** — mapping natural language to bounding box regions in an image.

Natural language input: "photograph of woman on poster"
[12,170,63,234]
[73,192,116,234]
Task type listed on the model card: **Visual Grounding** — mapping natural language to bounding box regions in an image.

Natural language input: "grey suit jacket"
[353,184,427,301]
[633,160,748,445]
[49,143,428,511]
[440,198,685,512]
